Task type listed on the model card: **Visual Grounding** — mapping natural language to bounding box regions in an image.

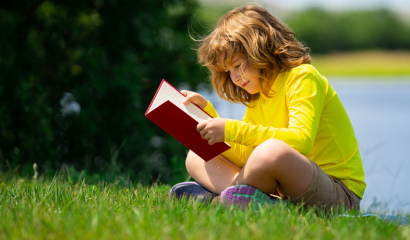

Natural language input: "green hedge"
[0,0,207,183]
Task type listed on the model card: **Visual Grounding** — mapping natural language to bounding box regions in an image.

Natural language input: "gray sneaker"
[169,181,217,203]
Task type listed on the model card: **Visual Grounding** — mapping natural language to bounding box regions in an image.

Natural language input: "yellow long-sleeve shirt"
[203,64,366,198]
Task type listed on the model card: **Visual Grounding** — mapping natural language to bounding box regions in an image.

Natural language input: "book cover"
[145,80,231,161]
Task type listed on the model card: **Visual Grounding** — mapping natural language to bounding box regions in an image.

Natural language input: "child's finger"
[203,132,210,141]
[199,128,209,139]
[180,90,188,97]
[197,120,209,133]
[197,121,205,132]
[182,92,194,105]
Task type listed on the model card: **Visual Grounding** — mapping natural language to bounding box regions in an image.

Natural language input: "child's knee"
[249,139,295,168]
[256,139,293,158]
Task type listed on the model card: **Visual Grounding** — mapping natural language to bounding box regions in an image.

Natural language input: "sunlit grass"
[0,174,409,240]
[312,51,410,76]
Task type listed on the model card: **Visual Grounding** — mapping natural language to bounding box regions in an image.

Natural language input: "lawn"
[1,175,409,240]
[312,51,410,76]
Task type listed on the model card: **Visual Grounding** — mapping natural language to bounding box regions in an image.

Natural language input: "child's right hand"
[180,90,208,109]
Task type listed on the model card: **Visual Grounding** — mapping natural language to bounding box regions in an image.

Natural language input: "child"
[170,5,366,211]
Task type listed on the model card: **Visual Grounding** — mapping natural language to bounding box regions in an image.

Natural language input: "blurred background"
[1,0,409,213]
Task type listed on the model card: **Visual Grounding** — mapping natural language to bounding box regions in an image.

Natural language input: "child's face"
[225,56,261,94]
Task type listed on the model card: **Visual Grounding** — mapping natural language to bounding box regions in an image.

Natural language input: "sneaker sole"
[221,185,275,210]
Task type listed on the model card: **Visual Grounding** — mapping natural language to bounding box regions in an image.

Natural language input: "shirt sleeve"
[202,101,256,168]
[224,71,325,156]
[202,101,219,118]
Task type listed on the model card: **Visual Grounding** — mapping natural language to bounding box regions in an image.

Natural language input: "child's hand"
[197,117,227,145]
[180,90,208,109]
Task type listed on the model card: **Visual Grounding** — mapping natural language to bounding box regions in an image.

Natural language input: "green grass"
[0,174,409,240]
[312,51,410,76]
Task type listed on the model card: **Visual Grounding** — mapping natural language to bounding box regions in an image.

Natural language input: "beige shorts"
[289,161,361,211]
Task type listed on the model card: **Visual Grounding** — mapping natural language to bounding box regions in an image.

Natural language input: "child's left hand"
[197,117,227,145]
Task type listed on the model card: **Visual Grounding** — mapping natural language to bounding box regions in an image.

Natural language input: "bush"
[0,0,206,183]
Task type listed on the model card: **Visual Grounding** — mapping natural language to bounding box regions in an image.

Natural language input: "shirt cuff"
[202,101,219,118]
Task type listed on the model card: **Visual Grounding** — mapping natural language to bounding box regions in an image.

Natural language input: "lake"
[198,77,410,214]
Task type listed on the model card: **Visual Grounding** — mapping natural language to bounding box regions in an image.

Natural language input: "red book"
[145,80,231,161]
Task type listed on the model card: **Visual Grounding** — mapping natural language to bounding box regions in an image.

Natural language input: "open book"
[145,80,231,161]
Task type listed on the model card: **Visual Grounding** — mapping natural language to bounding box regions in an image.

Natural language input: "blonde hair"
[196,5,311,106]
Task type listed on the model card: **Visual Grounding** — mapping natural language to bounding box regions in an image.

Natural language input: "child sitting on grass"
[170,5,366,211]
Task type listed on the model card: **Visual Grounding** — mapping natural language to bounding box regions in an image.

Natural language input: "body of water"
[199,77,410,214]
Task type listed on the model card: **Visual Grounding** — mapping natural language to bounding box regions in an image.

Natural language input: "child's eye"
[225,63,242,74]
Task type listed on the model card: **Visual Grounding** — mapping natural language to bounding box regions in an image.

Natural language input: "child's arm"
[182,92,255,166]
[225,71,326,156]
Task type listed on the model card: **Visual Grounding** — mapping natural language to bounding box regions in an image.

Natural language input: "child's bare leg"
[231,139,314,199]
[185,150,240,195]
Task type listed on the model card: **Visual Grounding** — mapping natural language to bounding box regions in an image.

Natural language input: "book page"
[148,81,211,123]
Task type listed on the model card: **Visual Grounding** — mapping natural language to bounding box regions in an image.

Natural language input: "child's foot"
[220,185,278,210]
[169,181,217,203]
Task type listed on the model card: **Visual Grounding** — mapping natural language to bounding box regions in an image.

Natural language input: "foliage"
[0,175,408,240]
[195,6,410,54]
[286,9,410,54]
[0,0,207,183]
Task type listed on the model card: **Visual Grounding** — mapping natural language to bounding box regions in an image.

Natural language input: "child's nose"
[230,69,242,83]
